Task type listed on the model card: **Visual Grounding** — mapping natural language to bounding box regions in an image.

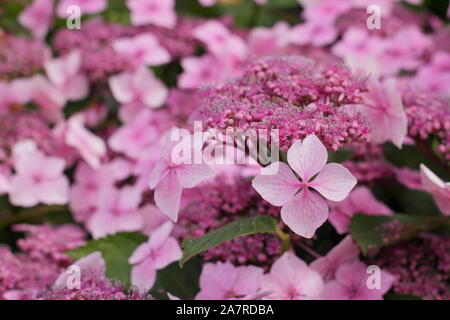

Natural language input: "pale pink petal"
[131,258,157,293]
[355,269,396,300]
[328,209,350,235]
[262,252,323,299]
[196,262,237,300]
[309,163,357,201]
[153,238,182,270]
[310,235,360,281]
[19,0,53,40]
[108,72,134,104]
[335,260,366,288]
[233,266,264,297]
[129,242,152,265]
[38,177,70,205]
[420,164,445,192]
[252,162,301,206]
[420,164,450,215]
[87,212,117,239]
[9,175,39,207]
[281,189,329,238]
[148,159,169,189]
[116,212,144,233]
[140,204,169,235]
[148,221,174,250]
[321,281,349,300]
[287,135,328,182]
[65,116,106,169]
[176,164,215,188]
[154,171,182,222]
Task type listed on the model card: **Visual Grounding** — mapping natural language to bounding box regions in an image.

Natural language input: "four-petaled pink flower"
[321,260,395,300]
[57,0,107,18]
[261,252,324,300]
[149,129,215,222]
[420,164,450,216]
[193,21,247,61]
[328,186,393,234]
[108,110,160,160]
[129,222,182,293]
[44,50,89,102]
[54,114,107,169]
[195,262,264,300]
[9,140,69,207]
[359,79,407,148]
[252,135,357,238]
[87,185,144,239]
[310,235,360,282]
[126,0,176,29]
[108,67,168,122]
[112,33,171,68]
[19,0,54,40]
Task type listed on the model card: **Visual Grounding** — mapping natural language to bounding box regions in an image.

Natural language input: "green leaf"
[66,232,147,286]
[150,258,202,300]
[349,213,450,254]
[372,185,440,216]
[179,216,278,267]
[384,143,450,180]
[328,148,354,164]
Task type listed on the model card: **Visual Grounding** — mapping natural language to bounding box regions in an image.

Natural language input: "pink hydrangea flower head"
[310,235,360,281]
[261,252,324,300]
[149,128,215,222]
[126,0,176,29]
[360,79,407,148]
[200,56,370,152]
[112,33,171,67]
[321,260,395,300]
[129,222,182,293]
[19,0,54,40]
[9,140,69,207]
[420,164,450,216]
[57,0,107,18]
[328,186,393,234]
[252,135,357,238]
[195,262,264,300]
[0,35,50,78]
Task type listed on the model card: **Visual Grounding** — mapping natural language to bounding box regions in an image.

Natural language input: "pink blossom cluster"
[369,234,450,300]
[0,224,85,299]
[200,56,370,152]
